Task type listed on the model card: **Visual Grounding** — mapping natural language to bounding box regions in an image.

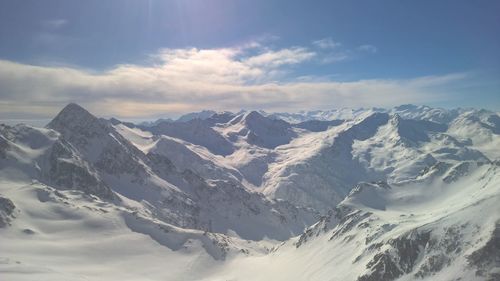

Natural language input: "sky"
[0,0,499,121]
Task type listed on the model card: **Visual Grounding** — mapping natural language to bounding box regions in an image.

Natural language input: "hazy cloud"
[358,44,378,53]
[312,39,378,64]
[41,19,68,30]
[320,52,351,64]
[0,44,467,119]
[312,38,341,49]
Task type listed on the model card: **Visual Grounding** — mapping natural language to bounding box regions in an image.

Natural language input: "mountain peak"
[49,102,94,121]
[46,103,103,136]
[245,110,265,122]
[390,113,402,125]
[243,110,292,130]
[236,110,296,149]
[109,117,121,125]
[58,103,93,117]
[63,102,85,111]
[176,110,217,123]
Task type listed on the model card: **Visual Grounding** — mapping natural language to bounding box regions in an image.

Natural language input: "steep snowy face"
[47,103,150,168]
[203,111,237,127]
[448,110,500,159]
[41,139,116,200]
[148,136,243,183]
[292,119,344,132]
[112,123,156,153]
[260,113,390,212]
[197,111,303,187]
[260,110,495,212]
[389,114,448,144]
[45,104,210,228]
[0,124,49,177]
[351,114,490,184]
[0,123,115,200]
[212,161,499,281]
[176,110,217,123]
[144,136,319,240]
[45,104,319,240]
[47,103,110,152]
[224,111,297,149]
[145,119,235,156]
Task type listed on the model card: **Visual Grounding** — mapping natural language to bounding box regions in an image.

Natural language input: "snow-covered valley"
[1,104,499,280]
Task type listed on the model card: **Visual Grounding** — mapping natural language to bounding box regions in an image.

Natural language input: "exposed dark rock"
[44,140,116,200]
[443,162,475,183]
[0,196,15,227]
[22,228,36,235]
[0,134,8,159]
[358,230,431,281]
[467,222,500,278]
[414,225,465,278]
[330,209,373,241]
[296,209,337,248]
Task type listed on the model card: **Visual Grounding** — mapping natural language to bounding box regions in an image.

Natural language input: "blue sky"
[0,0,499,120]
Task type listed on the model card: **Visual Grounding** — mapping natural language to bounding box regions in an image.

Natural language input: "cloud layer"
[0,41,467,119]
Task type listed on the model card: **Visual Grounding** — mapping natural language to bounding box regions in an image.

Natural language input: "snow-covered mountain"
[1,103,499,280]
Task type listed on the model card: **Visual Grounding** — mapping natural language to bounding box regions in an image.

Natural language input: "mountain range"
[0,103,499,281]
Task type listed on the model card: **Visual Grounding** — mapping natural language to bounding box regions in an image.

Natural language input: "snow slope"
[2,160,496,281]
[0,179,266,280]
[203,161,500,281]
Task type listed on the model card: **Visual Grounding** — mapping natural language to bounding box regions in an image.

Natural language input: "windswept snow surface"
[208,162,500,281]
[1,103,499,281]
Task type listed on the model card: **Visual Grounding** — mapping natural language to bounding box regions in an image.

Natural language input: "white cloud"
[0,44,466,119]
[244,47,315,68]
[312,38,341,49]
